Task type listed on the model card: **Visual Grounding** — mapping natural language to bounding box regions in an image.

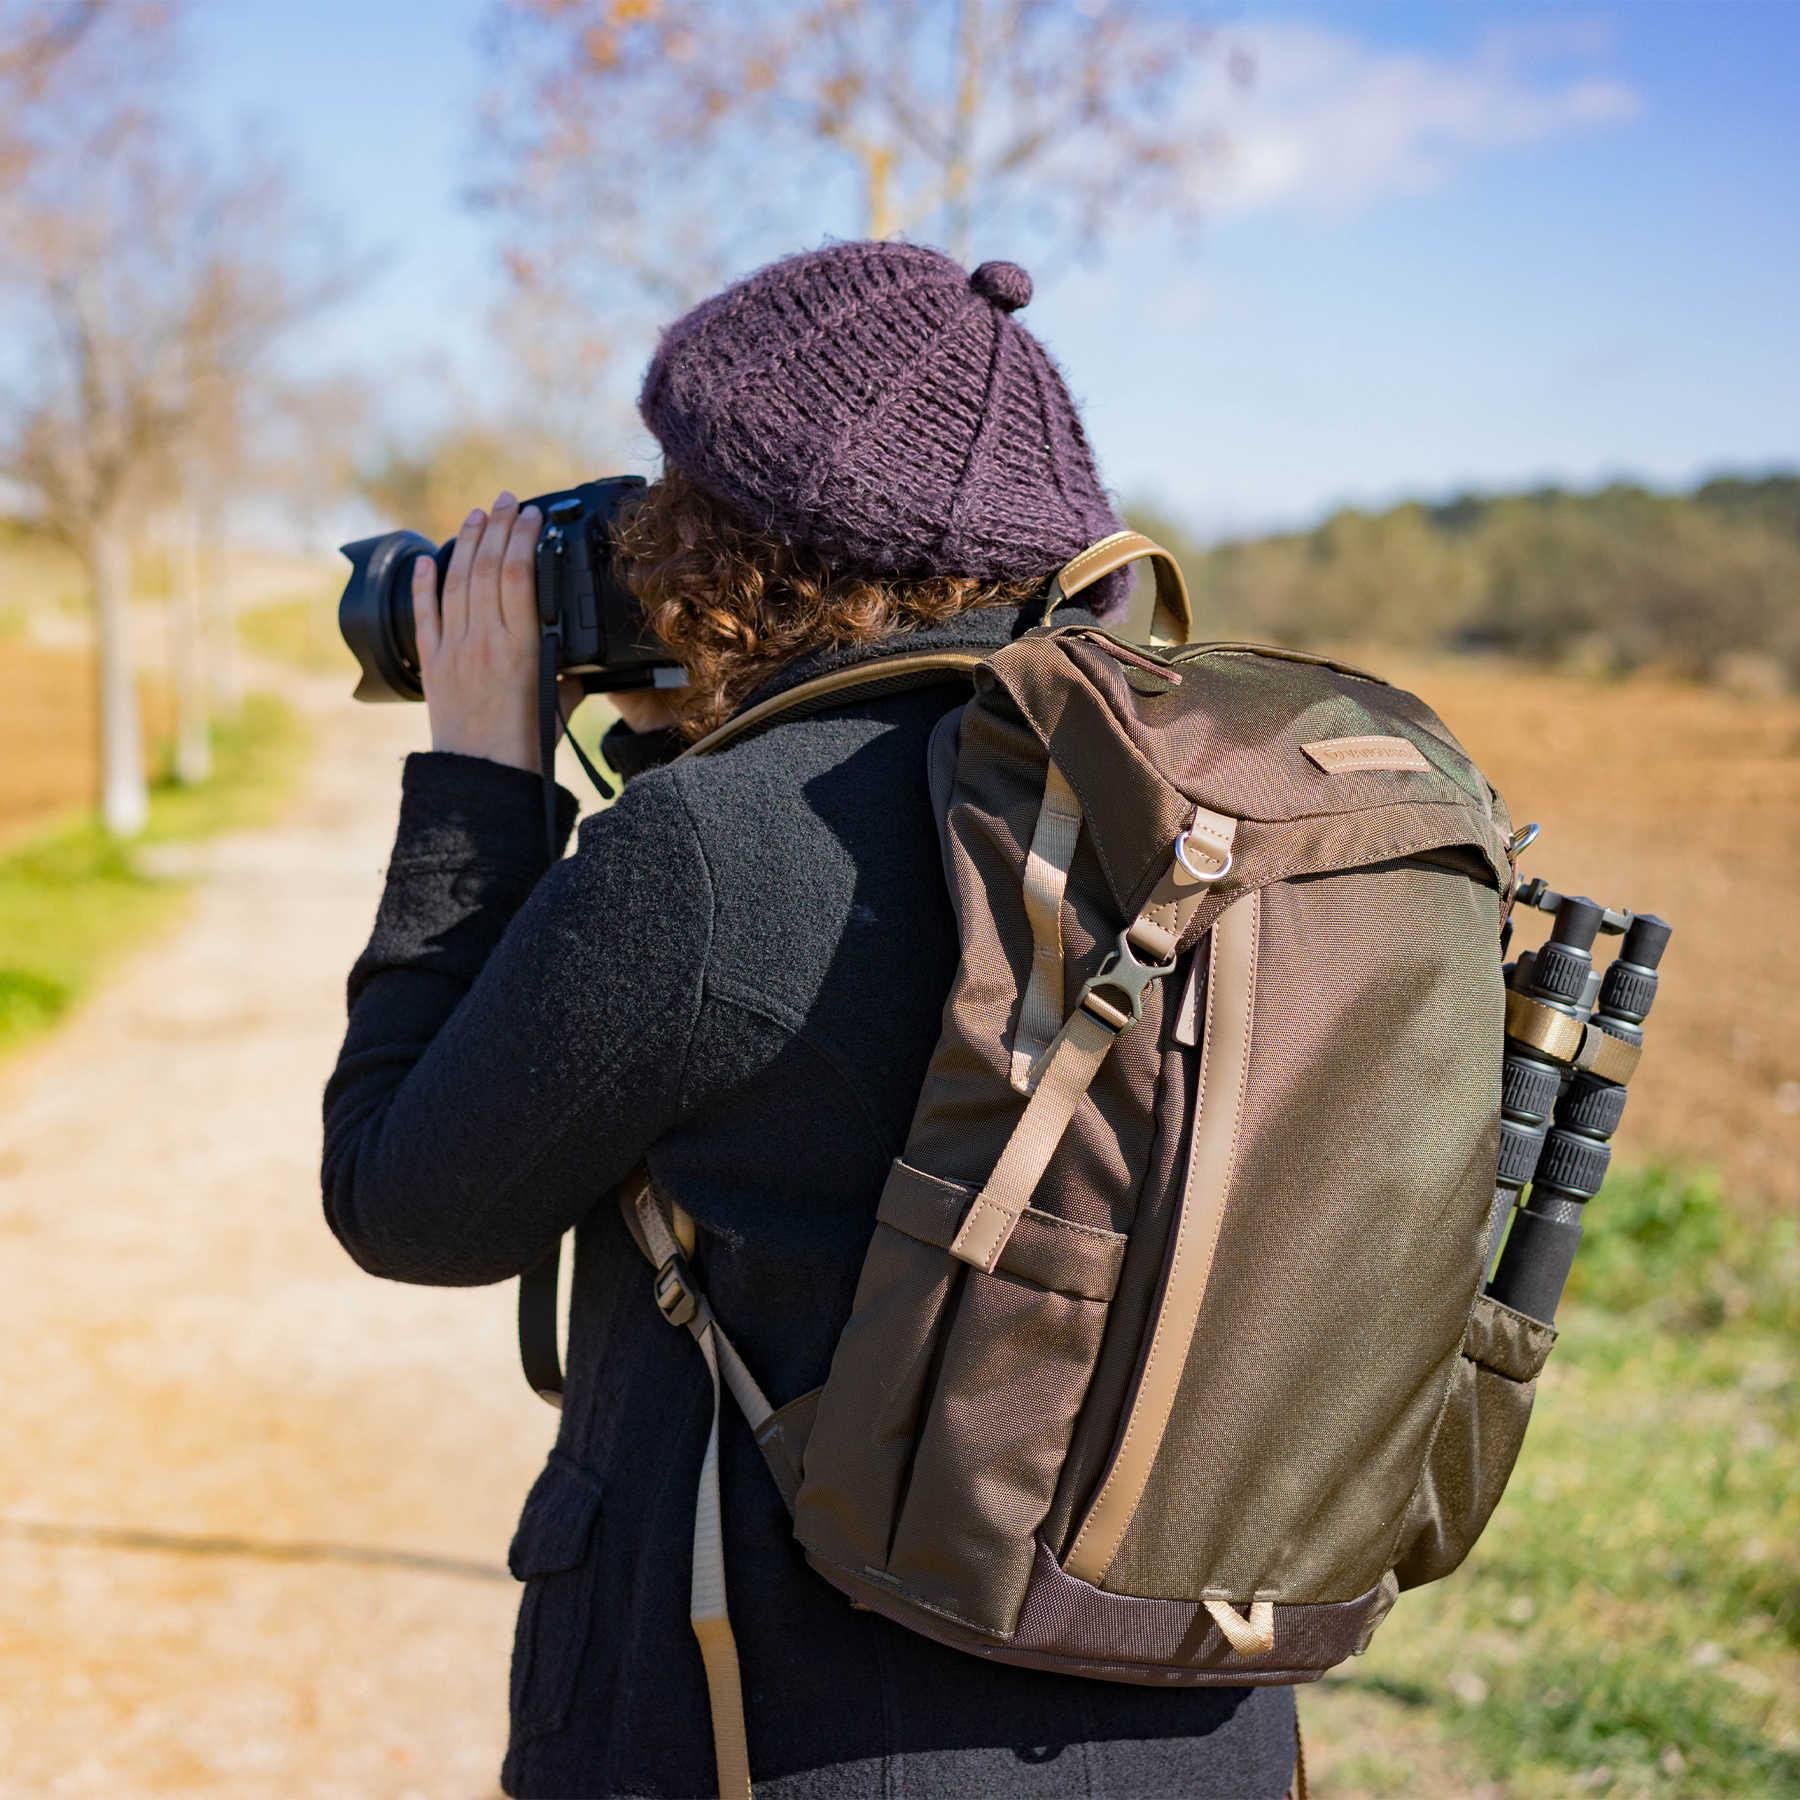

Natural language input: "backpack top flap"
[983,629,1513,939]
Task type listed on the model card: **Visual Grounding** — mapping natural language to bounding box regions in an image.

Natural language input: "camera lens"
[337,530,440,702]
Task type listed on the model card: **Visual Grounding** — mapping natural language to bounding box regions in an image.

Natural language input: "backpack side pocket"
[1391,1292,1556,1590]
[796,1159,1125,1635]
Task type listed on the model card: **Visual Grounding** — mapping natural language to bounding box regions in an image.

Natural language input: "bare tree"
[160,152,351,766]
[0,0,111,184]
[1,8,347,828]
[0,2,171,833]
[481,0,1244,405]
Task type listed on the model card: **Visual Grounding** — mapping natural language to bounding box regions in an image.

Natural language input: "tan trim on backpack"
[680,650,987,759]
[1045,530,1193,647]
[950,1003,1122,1270]
[948,813,1231,1273]
[1064,888,1262,1586]
[690,1327,754,1800]
[1202,1597,1277,1656]
[1011,760,1084,1092]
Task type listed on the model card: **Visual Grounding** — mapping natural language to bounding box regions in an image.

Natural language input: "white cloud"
[1200,21,1643,218]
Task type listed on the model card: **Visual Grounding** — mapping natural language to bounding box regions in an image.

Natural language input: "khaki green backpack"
[526,530,1555,1798]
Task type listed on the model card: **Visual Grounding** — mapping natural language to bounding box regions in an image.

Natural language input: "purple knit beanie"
[638,240,1126,610]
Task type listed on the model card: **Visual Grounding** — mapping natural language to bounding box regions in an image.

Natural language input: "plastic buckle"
[1076,927,1178,1034]
[653,1254,698,1328]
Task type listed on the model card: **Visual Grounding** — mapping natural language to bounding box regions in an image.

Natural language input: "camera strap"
[536,626,615,866]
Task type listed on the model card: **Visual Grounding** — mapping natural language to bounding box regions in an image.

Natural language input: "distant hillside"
[1135,473,1800,688]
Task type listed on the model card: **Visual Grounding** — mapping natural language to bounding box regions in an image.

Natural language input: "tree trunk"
[170,498,212,784]
[88,520,149,838]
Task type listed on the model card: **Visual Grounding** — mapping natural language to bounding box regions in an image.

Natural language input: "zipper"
[1169,640,1390,685]
[1055,625,1183,685]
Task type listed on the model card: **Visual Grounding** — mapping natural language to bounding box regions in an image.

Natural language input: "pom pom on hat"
[969,259,1032,312]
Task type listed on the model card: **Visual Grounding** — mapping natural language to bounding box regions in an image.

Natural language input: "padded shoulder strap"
[519,648,981,1405]
[681,649,986,759]
[1045,529,1192,647]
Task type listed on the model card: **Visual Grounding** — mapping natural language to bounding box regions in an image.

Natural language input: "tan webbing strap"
[623,1179,767,1798]
[1044,529,1194,647]
[952,1003,1120,1271]
[949,807,1236,1273]
[690,1326,754,1800]
[1203,1597,1276,1656]
[1011,760,1084,1093]
[627,1183,774,1431]
[1504,988,1642,1085]
[1065,889,1261,1586]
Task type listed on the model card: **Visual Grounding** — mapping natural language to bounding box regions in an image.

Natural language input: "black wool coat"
[323,603,1298,1800]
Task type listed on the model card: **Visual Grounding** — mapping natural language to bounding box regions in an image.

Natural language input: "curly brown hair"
[612,468,1046,741]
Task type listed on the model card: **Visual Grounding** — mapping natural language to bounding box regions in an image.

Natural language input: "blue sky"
[191,0,1798,538]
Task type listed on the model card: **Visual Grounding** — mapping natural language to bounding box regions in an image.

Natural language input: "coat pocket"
[796,1160,1125,1636]
[507,1456,604,1744]
[1392,1293,1556,1590]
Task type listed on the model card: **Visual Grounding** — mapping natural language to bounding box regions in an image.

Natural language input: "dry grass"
[0,641,176,844]
[1371,652,1800,1220]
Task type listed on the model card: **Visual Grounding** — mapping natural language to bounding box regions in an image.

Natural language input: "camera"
[338,475,680,702]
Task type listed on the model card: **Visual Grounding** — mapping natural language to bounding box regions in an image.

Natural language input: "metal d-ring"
[1175,827,1233,884]
[1508,821,1542,858]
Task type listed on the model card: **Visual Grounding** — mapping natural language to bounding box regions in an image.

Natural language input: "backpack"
[518,530,1553,1799]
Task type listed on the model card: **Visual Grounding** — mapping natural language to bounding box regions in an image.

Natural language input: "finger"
[441,506,487,642]
[470,490,518,628]
[410,551,441,671]
[500,503,541,637]
[557,672,583,725]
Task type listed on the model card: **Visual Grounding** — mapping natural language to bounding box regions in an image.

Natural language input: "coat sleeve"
[321,750,713,1286]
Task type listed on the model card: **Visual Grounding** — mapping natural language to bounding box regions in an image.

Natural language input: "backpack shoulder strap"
[1043,529,1192,647]
[517,648,981,1403]
[679,647,988,759]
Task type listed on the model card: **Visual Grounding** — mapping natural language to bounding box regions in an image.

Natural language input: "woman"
[324,241,1299,1800]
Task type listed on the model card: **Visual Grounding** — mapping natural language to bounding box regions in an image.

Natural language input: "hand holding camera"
[410,493,548,772]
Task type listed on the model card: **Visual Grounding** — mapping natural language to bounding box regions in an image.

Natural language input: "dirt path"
[0,674,557,1797]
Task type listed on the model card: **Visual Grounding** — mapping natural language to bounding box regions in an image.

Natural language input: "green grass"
[0,694,309,1060]
[1319,1165,1800,1797]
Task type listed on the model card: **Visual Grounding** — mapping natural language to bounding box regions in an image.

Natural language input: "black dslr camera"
[338,476,680,702]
